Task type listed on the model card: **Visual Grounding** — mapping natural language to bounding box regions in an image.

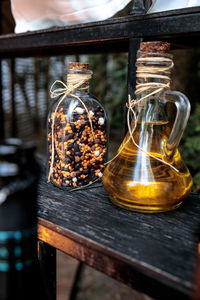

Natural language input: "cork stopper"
[140,41,170,53]
[69,62,89,70]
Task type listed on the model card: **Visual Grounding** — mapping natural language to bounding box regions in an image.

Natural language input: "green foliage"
[89,54,127,128]
[181,103,200,191]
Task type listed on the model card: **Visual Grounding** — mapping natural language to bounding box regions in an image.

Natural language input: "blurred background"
[1,1,200,299]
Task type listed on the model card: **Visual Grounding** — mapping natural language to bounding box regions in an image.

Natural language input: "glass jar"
[102,41,193,213]
[47,62,107,189]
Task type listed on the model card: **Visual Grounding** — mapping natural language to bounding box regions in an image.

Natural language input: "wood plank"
[1,7,200,57]
[37,175,200,299]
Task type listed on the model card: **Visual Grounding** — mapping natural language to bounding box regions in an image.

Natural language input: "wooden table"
[37,173,200,300]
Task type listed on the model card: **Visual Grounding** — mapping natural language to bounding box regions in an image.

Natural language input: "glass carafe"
[102,42,193,213]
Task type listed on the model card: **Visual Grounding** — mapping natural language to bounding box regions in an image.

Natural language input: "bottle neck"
[135,98,168,123]
[72,82,90,95]
[134,50,173,122]
[135,50,173,99]
[67,69,92,95]
[135,75,170,123]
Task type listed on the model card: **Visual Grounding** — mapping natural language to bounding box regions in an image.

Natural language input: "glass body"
[102,52,193,213]
[47,69,107,189]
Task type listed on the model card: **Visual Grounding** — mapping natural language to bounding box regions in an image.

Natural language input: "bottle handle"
[164,91,191,156]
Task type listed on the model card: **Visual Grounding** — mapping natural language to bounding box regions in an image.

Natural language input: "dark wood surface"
[37,173,200,300]
[1,7,200,58]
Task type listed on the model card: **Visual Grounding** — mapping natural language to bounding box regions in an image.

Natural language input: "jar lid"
[69,62,89,70]
[140,41,170,53]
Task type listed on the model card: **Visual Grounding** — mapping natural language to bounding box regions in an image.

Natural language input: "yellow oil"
[102,121,193,213]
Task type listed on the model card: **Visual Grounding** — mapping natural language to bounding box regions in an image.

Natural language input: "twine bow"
[48,73,95,183]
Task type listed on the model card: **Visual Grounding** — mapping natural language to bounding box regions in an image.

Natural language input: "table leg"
[69,261,83,300]
[125,38,143,132]
[39,241,56,300]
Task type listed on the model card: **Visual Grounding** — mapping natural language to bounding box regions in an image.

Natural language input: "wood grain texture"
[37,173,200,300]
[1,7,200,57]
